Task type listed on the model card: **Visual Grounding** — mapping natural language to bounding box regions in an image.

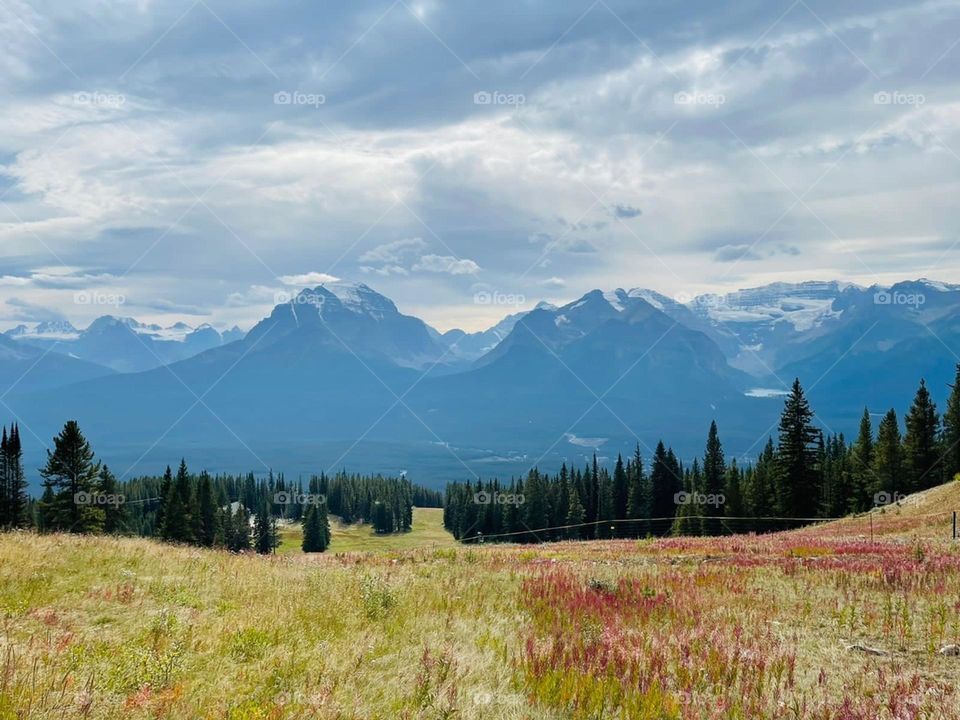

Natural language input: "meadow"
[1,492,959,719]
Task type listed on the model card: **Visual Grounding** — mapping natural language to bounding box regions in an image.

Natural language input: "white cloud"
[412,254,480,275]
[278,272,340,286]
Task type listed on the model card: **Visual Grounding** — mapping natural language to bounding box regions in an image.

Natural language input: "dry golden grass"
[0,493,958,718]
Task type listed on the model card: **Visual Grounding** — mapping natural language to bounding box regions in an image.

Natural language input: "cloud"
[714,244,762,262]
[412,254,481,275]
[359,238,427,264]
[4,298,66,323]
[612,204,642,219]
[278,272,340,286]
[540,276,566,289]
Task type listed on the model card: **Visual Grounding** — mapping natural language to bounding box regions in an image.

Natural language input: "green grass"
[276,507,455,555]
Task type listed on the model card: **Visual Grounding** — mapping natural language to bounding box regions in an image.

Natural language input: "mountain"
[0,334,113,393]
[5,316,240,373]
[4,278,959,487]
[436,302,555,362]
[244,282,453,370]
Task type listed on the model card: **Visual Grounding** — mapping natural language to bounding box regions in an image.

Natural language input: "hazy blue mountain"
[246,283,452,370]
[5,316,237,373]
[436,302,555,363]
[0,334,113,394]
[5,278,958,487]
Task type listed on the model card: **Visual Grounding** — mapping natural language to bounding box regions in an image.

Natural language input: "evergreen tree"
[253,498,277,554]
[723,459,744,529]
[903,379,941,491]
[155,465,173,533]
[774,379,822,522]
[161,460,194,543]
[302,501,331,552]
[848,409,874,512]
[0,424,27,528]
[649,441,679,536]
[99,465,126,534]
[872,409,903,500]
[38,421,103,533]
[196,471,218,547]
[943,364,960,481]
[565,485,586,539]
[702,421,726,535]
[612,454,629,533]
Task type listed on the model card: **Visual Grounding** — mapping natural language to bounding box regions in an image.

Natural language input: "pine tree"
[649,441,679,536]
[161,460,194,543]
[872,409,903,501]
[0,424,27,528]
[565,486,585,539]
[702,421,726,535]
[612,454,629,533]
[156,466,173,533]
[196,471,218,547]
[943,364,960,482]
[903,379,941,491]
[774,379,822,522]
[302,501,331,552]
[99,465,126,534]
[848,409,874,512]
[724,459,744,530]
[38,421,103,533]
[253,498,277,554]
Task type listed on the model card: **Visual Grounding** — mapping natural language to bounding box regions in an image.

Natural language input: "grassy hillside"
[277,507,455,555]
[2,492,960,718]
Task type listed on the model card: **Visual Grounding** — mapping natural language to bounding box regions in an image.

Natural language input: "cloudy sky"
[1,0,959,332]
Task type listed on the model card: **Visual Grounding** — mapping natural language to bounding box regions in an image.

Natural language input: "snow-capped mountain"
[245,282,452,370]
[4,316,243,374]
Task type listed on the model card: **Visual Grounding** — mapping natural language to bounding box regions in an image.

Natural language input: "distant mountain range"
[3,278,958,487]
[4,317,245,373]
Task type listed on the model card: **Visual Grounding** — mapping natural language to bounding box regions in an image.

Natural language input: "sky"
[0,0,958,332]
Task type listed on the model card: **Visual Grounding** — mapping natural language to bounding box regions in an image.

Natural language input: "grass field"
[276,507,455,555]
[2,491,960,719]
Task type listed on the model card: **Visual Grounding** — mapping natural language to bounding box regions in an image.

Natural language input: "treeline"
[445,372,960,542]
[14,419,439,554]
